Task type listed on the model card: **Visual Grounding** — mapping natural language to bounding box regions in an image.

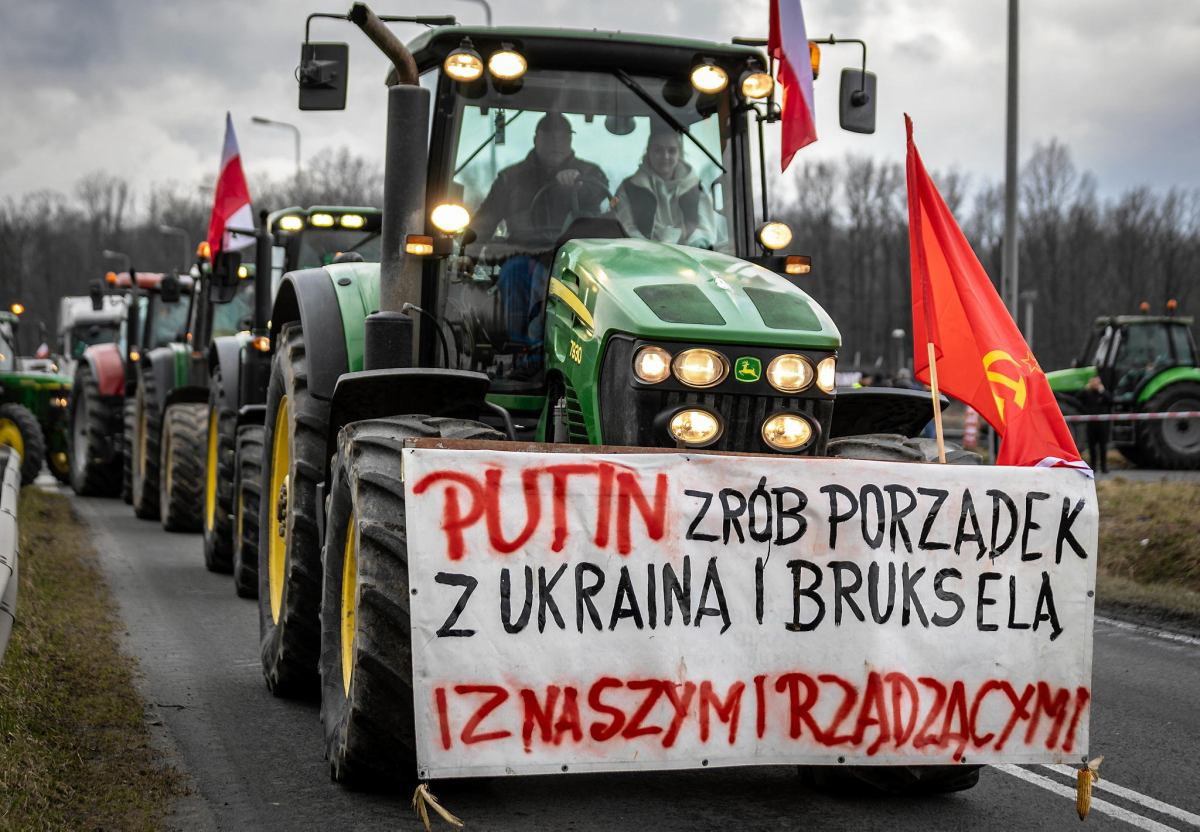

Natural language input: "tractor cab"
[266,206,383,294]
[1081,316,1198,402]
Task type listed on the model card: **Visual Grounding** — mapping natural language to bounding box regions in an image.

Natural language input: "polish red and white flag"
[205,113,255,255]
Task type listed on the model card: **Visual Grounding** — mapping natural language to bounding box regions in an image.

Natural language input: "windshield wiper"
[613,70,725,172]
[454,110,528,176]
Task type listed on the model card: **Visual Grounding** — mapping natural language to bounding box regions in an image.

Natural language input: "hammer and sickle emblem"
[982,350,1027,422]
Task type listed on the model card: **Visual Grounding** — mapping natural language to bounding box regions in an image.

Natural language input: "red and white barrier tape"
[1063,411,1200,423]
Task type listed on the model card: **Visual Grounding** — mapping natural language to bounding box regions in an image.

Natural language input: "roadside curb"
[0,445,21,663]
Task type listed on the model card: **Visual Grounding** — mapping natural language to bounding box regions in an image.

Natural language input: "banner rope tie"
[412,782,465,831]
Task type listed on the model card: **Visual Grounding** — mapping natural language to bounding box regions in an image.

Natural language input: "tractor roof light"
[809,41,821,80]
[196,241,212,261]
[338,213,365,229]
[309,213,335,228]
[105,271,118,284]
[488,46,527,81]
[9,303,23,316]
[634,345,672,384]
[672,348,729,388]
[740,70,774,100]
[816,356,837,393]
[430,203,471,234]
[1167,298,1179,313]
[690,60,729,94]
[762,412,815,452]
[445,41,484,82]
[669,408,722,447]
[758,221,793,251]
[767,353,814,393]
[277,215,304,232]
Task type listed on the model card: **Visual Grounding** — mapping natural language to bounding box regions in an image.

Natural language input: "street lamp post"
[1002,0,1020,317]
[252,116,302,180]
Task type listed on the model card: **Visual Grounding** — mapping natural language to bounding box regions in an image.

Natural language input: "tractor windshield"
[295,229,382,270]
[1113,323,1174,395]
[211,275,256,338]
[142,295,190,350]
[71,323,119,358]
[0,326,14,371]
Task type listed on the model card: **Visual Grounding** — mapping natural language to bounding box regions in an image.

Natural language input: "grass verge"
[0,488,183,830]
[1096,477,1200,628]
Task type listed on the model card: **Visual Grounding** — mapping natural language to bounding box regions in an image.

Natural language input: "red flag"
[768,0,817,171]
[905,115,1086,471]
[206,113,254,255]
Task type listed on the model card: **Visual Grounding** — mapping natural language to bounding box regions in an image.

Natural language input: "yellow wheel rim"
[340,511,358,696]
[205,410,219,532]
[137,399,148,480]
[51,451,69,475]
[0,418,24,459]
[268,396,290,624]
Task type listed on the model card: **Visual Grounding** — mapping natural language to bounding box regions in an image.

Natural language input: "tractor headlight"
[669,408,722,446]
[740,71,774,100]
[672,348,728,388]
[757,221,793,251]
[277,215,304,232]
[633,346,672,384]
[690,61,728,94]
[488,48,527,81]
[339,213,366,229]
[444,48,484,82]
[766,354,813,393]
[816,356,837,393]
[309,213,335,228]
[430,203,471,234]
[762,413,814,451]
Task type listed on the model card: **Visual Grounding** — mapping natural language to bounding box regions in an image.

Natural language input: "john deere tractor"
[1048,308,1200,468]
[254,4,978,796]
[204,206,382,590]
[0,311,72,485]
[70,272,189,497]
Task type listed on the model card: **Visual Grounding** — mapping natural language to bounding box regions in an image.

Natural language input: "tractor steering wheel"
[528,176,612,236]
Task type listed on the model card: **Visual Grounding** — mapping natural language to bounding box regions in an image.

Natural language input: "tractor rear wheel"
[122,398,135,503]
[0,403,45,485]
[131,370,162,520]
[815,432,983,796]
[1138,381,1200,469]
[320,415,504,788]
[233,424,264,599]
[257,324,328,696]
[159,403,207,532]
[202,369,236,572]
[69,363,122,495]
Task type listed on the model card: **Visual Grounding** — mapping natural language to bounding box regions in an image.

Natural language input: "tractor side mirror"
[839,68,877,134]
[89,281,104,312]
[298,42,350,111]
[160,273,183,304]
[210,252,242,303]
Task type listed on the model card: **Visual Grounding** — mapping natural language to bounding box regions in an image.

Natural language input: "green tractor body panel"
[1137,365,1200,404]
[327,261,380,374]
[169,342,193,389]
[1046,365,1096,394]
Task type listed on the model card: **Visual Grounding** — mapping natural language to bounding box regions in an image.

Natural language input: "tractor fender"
[140,346,179,413]
[208,334,246,412]
[164,385,208,411]
[1137,366,1200,405]
[83,342,126,397]
[269,268,349,403]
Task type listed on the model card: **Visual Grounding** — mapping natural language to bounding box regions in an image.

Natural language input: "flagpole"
[926,341,947,463]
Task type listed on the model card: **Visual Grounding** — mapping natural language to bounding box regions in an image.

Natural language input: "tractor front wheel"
[232,424,264,599]
[159,403,207,532]
[131,370,162,520]
[202,369,236,572]
[122,397,135,503]
[1138,381,1200,469]
[0,403,45,485]
[320,415,503,788]
[70,362,121,496]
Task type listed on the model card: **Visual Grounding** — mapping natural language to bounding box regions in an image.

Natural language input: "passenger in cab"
[613,123,720,249]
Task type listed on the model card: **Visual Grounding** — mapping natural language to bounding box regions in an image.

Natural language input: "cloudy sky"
[2,0,1198,206]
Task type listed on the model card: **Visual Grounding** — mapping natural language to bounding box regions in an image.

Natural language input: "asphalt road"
[71,492,1200,832]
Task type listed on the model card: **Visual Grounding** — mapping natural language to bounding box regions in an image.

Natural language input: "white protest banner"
[402,446,1097,779]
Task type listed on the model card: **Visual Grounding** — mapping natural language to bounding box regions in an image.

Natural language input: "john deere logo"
[734,357,761,382]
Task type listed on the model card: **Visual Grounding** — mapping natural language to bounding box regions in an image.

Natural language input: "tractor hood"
[554,238,840,349]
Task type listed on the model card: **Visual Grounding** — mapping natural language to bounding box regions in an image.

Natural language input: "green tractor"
[252,5,979,794]
[1048,309,1200,468]
[0,310,73,485]
[204,206,382,589]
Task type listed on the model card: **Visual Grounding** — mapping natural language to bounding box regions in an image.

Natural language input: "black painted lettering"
[684,489,719,542]
[1020,491,1050,562]
[917,487,951,550]
[695,557,731,633]
[575,563,605,631]
[773,486,807,545]
[932,568,964,626]
[885,484,917,553]
[822,484,858,549]
[434,572,478,637]
[787,559,824,632]
[977,572,1001,631]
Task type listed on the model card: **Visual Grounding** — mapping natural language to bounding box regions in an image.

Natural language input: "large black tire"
[813,432,982,796]
[1138,381,1200,469]
[202,368,236,572]
[122,398,135,503]
[159,402,207,532]
[257,324,330,696]
[0,403,45,485]
[233,424,264,599]
[131,369,162,520]
[69,362,122,496]
[320,415,504,788]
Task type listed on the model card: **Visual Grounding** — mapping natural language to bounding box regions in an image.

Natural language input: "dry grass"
[1096,478,1200,619]
[0,489,182,831]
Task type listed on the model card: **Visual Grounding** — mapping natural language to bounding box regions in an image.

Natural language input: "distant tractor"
[0,311,72,485]
[57,295,123,380]
[1048,310,1200,468]
[69,272,188,497]
[204,206,381,590]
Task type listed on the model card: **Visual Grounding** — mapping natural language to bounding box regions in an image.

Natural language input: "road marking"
[994,764,1180,832]
[1041,765,1200,828]
[1096,616,1200,649]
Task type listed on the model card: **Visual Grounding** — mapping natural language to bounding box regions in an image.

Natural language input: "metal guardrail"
[0,446,20,664]
[1063,411,1200,423]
